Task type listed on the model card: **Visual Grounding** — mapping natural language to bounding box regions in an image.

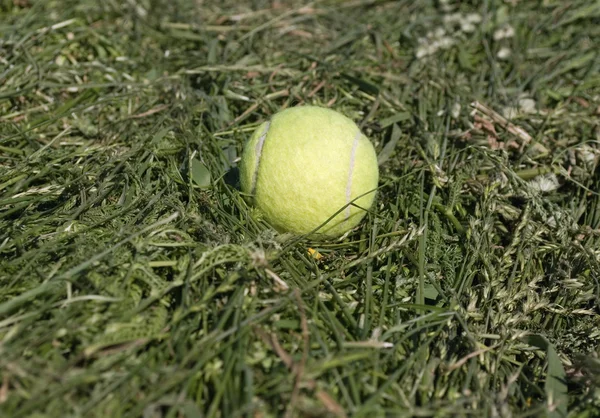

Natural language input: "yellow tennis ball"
[240,105,379,237]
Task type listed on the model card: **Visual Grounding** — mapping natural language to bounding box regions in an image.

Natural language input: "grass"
[1,0,599,417]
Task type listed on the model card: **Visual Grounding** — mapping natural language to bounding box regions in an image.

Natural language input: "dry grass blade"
[470,101,549,154]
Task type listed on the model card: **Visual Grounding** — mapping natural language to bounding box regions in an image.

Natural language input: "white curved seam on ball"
[251,121,271,197]
[345,131,361,221]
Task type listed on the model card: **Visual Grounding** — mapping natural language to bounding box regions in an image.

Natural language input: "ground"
[1,0,599,417]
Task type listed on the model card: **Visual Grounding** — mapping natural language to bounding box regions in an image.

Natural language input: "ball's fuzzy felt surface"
[240,105,379,237]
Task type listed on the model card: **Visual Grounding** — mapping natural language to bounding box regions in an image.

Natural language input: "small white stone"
[494,25,515,40]
[519,98,537,113]
[466,13,482,23]
[434,27,446,38]
[461,21,476,33]
[497,47,512,60]
[444,13,462,24]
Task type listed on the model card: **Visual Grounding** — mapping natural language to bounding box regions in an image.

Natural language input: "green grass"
[1,0,599,417]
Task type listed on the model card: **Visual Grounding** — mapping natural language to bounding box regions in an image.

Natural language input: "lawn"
[1,0,599,417]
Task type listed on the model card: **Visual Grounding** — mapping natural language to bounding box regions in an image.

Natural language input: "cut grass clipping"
[1,1,600,417]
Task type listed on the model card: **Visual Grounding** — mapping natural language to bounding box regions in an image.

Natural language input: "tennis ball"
[240,105,379,237]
